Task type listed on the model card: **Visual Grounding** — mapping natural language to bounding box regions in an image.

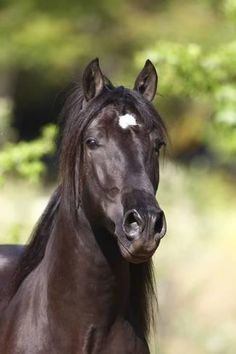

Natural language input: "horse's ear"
[134,59,158,101]
[83,58,104,101]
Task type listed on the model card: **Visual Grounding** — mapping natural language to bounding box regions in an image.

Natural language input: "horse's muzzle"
[120,208,167,263]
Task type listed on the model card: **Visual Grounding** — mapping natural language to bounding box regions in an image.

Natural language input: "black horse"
[0,59,167,353]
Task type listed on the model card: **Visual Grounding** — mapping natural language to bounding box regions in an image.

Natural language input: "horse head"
[62,59,167,264]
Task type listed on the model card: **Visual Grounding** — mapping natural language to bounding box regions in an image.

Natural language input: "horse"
[0,58,167,353]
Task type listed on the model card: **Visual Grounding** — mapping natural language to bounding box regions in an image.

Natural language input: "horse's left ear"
[134,59,158,101]
[83,58,104,101]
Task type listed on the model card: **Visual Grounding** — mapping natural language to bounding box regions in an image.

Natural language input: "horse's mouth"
[118,239,160,264]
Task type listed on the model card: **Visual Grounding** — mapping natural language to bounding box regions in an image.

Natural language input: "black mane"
[11,83,166,340]
[10,186,61,296]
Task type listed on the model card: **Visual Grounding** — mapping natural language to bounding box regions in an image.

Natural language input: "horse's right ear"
[83,58,104,101]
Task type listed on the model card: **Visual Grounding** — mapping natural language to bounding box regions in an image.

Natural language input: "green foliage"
[134,0,236,162]
[136,39,236,158]
[0,0,236,180]
[0,0,128,82]
[0,97,14,145]
[224,0,236,20]
[137,41,236,97]
[0,124,57,184]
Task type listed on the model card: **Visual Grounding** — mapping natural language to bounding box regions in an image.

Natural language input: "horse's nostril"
[123,209,166,241]
[154,211,167,240]
[154,211,163,234]
[123,209,144,240]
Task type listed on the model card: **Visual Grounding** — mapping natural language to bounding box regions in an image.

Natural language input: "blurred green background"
[0,0,236,353]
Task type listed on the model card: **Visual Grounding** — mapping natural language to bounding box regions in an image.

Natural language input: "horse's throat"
[47,207,130,326]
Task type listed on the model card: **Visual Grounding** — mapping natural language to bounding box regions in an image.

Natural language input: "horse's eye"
[85,137,99,150]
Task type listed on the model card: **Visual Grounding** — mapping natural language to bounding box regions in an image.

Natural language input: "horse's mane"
[9,186,61,296]
[11,82,166,340]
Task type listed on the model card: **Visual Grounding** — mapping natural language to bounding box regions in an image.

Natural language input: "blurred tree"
[0,0,236,182]
[136,0,236,164]
[0,124,57,184]
[0,0,142,81]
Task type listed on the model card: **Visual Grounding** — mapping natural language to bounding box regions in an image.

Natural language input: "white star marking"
[118,114,137,129]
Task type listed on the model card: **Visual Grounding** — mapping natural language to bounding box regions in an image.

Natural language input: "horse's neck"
[45,205,130,328]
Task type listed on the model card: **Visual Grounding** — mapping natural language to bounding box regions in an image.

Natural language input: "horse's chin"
[117,239,160,264]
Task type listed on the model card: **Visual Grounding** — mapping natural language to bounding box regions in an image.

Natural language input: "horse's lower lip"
[118,241,159,263]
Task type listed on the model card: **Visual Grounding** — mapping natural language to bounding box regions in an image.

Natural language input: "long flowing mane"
[9,186,61,296]
[10,82,166,340]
